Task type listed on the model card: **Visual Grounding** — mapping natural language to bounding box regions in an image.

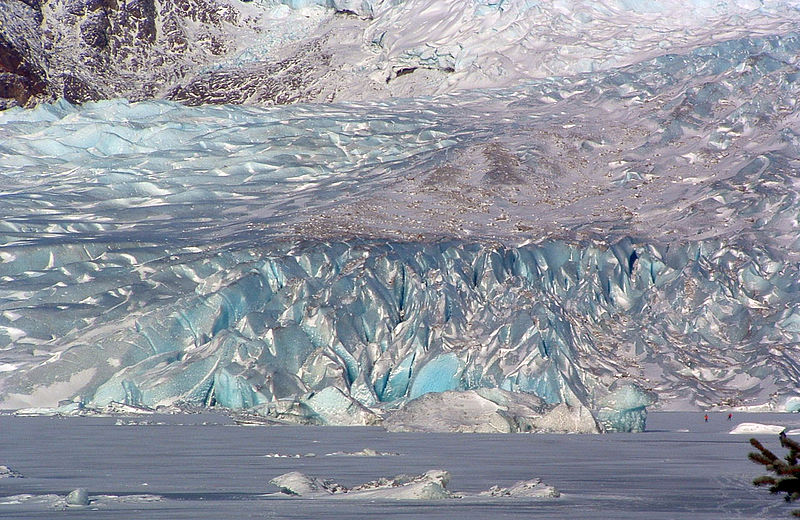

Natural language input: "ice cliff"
[2,1,800,431]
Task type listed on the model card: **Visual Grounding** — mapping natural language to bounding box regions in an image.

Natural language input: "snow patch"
[1,369,96,409]
[729,422,787,435]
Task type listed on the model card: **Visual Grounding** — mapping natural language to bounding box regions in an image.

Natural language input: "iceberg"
[595,382,657,433]
[271,471,340,496]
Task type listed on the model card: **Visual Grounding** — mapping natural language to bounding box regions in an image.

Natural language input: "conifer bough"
[749,432,800,517]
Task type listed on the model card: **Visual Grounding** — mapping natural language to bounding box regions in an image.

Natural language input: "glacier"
[2,0,800,432]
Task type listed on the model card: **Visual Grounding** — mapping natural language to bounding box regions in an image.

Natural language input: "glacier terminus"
[1,0,800,436]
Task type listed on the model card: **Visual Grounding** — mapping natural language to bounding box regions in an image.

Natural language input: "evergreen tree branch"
[750,435,800,518]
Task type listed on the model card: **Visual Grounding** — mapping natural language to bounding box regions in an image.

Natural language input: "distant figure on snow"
[727,413,732,421]
[704,414,709,422]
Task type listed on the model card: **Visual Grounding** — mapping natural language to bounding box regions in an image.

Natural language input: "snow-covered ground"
[1,412,799,519]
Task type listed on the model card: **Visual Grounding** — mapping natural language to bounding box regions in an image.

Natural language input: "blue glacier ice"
[596,381,657,433]
[2,28,800,432]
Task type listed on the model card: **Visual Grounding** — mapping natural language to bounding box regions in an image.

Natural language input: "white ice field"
[1,412,800,519]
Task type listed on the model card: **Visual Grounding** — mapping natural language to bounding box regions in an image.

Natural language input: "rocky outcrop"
[0,0,276,107]
[0,0,47,108]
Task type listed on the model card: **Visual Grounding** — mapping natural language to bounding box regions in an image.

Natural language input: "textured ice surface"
[367,0,800,91]
[2,17,800,430]
[595,381,657,432]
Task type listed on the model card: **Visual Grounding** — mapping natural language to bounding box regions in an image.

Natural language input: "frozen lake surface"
[2,412,800,519]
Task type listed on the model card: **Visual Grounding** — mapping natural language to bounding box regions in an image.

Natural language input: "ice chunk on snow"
[0,493,162,507]
[531,403,601,434]
[65,489,89,506]
[270,471,336,496]
[0,466,23,478]
[270,469,561,500]
[479,478,560,498]
[324,448,398,457]
[270,469,454,499]
[729,422,787,435]
[345,470,454,500]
